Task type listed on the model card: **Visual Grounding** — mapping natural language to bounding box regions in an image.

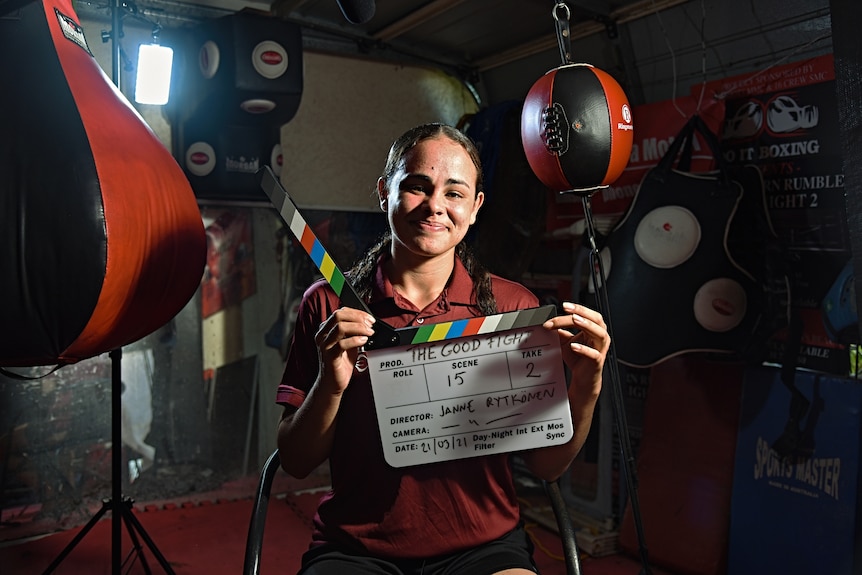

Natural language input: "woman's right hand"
[314,307,376,394]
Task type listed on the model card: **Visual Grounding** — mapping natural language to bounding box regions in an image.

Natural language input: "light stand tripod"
[42,1,175,571]
[42,349,175,574]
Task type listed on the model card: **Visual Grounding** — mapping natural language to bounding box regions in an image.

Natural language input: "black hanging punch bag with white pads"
[521,63,633,193]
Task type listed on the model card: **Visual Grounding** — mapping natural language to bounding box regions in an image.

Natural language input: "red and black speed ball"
[521,63,634,193]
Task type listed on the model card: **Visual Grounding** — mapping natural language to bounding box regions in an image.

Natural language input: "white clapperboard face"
[258,166,573,467]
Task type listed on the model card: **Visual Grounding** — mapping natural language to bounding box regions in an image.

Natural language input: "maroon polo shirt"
[277,257,539,559]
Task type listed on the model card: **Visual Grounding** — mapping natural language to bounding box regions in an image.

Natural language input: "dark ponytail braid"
[346,232,391,304]
[455,241,497,316]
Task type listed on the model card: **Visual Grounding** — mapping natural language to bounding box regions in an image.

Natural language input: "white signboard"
[367,325,572,467]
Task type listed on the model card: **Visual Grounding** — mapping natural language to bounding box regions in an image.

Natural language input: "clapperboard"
[258,166,573,467]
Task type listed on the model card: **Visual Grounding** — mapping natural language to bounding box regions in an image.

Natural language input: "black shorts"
[298,523,538,575]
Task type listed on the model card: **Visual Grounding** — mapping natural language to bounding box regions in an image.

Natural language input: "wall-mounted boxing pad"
[0,0,206,367]
[521,63,634,192]
[174,11,303,126]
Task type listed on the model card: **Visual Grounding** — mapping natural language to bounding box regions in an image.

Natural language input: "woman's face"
[378,136,484,263]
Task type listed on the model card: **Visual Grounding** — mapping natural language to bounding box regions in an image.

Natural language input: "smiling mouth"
[415,220,447,232]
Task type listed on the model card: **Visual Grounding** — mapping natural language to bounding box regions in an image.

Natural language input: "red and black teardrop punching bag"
[0,0,206,367]
[521,63,634,192]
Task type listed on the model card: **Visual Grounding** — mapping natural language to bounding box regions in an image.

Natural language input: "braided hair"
[346,123,498,316]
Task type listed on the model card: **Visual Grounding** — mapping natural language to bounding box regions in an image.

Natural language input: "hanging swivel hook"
[553,2,573,65]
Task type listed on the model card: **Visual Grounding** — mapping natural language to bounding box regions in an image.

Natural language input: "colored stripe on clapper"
[408,306,555,344]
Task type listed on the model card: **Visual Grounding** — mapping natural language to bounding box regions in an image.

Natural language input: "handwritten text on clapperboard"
[367,325,573,467]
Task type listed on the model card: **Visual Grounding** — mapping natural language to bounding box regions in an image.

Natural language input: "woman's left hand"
[543,301,610,398]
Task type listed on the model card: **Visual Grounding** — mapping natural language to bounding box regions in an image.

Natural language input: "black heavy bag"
[0,0,206,367]
[602,115,775,367]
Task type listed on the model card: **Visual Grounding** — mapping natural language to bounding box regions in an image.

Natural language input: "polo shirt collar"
[371,255,476,313]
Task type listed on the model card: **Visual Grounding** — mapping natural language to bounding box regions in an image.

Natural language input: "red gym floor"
[0,465,666,575]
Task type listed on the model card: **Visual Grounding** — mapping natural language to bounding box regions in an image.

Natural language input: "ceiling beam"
[372,0,467,42]
[565,0,611,18]
[475,0,691,71]
[271,0,309,18]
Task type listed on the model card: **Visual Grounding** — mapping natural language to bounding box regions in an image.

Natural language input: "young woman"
[276,123,610,575]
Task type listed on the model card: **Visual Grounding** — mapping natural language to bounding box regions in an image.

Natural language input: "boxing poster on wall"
[700,54,854,375]
[200,207,257,319]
